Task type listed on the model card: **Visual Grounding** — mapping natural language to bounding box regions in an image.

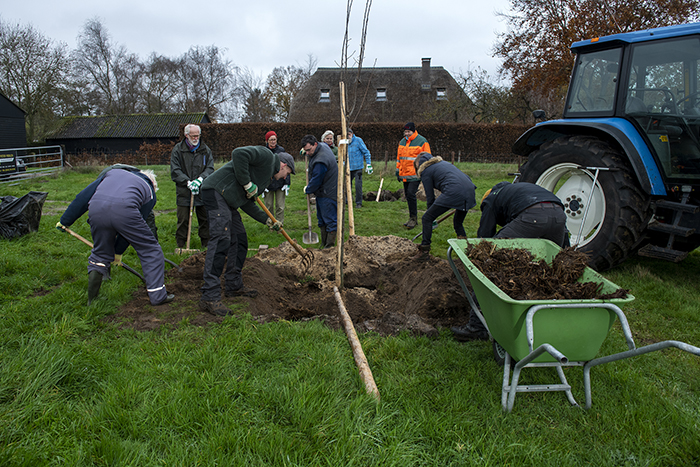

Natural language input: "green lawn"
[0,163,699,466]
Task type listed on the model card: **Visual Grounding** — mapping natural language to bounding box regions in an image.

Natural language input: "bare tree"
[142,53,180,113]
[71,17,144,115]
[264,56,316,122]
[177,45,238,119]
[0,17,69,143]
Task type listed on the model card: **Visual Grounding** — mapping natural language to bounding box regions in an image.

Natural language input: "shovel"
[303,153,319,244]
[59,225,146,283]
[256,197,314,274]
[175,192,199,254]
[412,209,457,241]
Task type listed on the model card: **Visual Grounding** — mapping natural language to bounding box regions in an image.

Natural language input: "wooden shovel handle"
[255,197,307,257]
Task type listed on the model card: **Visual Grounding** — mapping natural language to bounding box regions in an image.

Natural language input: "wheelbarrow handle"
[60,225,146,283]
[255,197,307,258]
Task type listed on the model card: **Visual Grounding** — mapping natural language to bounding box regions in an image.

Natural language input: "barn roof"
[48,113,210,139]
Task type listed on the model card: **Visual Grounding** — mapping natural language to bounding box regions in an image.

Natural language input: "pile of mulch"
[465,242,629,301]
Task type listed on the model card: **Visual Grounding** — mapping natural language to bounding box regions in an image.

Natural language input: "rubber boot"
[87,270,103,305]
[324,230,337,249]
[319,226,328,250]
[405,216,418,230]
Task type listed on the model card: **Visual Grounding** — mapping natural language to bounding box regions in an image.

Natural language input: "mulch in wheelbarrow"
[465,242,629,301]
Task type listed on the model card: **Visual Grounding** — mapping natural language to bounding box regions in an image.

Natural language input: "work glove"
[187,177,203,195]
[266,218,283,231]
[395,169,401,182]
[282,185,289,196]
[114,254,123,266]
[299,149,306,156]
[243,181,258,198]
[56,221,66,232]
[432,220,439,230]
[303,185,308,194]
[365,164,373,175]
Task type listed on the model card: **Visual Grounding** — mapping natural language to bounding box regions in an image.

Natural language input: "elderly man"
[198,146,295,317]
[57,166,173,306]
[301,134,339,249]
[347,128,372,209]
[396,122,431,229]
[170,124,215,249]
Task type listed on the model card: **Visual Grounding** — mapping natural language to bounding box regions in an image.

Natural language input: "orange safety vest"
[396,132,431,182]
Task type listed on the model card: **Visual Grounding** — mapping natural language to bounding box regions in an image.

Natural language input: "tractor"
[514,22,700,271]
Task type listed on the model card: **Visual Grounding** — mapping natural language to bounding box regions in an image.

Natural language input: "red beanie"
[265,131,277,141]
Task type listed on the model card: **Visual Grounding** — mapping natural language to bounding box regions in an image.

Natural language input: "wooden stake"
[336,82,348,288]
[334,286,380,401]
[376,178,384,202]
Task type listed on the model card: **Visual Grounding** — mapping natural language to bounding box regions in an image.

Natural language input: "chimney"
[421,58,431,91]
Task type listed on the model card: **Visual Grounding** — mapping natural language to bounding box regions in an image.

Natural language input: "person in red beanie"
[263,131,291,223]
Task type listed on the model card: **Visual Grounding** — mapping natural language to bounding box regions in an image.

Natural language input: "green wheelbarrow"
[447,238,700,412]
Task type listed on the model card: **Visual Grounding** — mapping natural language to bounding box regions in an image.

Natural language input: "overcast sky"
[4,0,512,82]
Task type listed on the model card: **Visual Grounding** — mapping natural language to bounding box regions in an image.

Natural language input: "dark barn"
[46,113,211,155]
[0,92,28,149]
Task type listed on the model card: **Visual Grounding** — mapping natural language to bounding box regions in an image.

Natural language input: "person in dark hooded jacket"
[412,152,476,260]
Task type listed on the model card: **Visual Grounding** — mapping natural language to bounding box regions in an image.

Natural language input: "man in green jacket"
[198,146,295,316]
[170,124,215,248]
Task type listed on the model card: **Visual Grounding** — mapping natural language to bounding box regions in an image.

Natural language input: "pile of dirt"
[105,235,473,335]
[465,242,629,301]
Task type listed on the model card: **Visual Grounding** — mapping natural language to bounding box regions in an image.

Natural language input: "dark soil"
[105,236,472,335]
[465,242,629,300]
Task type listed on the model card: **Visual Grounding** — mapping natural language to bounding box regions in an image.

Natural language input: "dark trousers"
[404,181,420,218]
[315,196,337,232]
[350,169,363,206]
[496,203,569,248]
[420,205,467,247]
[176,204,209,248]
[88,196,167,305]
[200,189,248,301]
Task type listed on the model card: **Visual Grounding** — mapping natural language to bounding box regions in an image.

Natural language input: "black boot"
[319,226,328,250]
[87,270,103,305]
[324,230,337,249]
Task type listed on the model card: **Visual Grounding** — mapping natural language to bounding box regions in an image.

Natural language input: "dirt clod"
[465,242,629,300]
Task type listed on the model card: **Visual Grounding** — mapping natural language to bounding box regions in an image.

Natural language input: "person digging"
[198,146,295,317]
[411,152,476,261]
[56,166,174,306]
[451,181,569,342]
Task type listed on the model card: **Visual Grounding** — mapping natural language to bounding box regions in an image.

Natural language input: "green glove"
[432,220,438,230]
[56,221,66,232]
[244,182,258,198]
[299,149,306,156]
[365,164,373,175]
[114,254,123,266]
[266,218,282,231]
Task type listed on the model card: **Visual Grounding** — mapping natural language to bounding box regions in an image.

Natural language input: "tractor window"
[625,37,700,179]
[567,48,621,115]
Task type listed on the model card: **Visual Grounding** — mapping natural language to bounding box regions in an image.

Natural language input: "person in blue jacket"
[301,134,338,249]
[347,128,373,208]
[56,165,173,306]
[412,152,476,260]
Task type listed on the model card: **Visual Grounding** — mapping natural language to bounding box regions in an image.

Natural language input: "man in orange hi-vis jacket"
[396,122,431,229]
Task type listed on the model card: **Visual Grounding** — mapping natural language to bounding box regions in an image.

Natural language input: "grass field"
[1,162,699,466]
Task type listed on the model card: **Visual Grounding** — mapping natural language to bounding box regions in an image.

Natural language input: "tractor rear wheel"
[518,135,652,271]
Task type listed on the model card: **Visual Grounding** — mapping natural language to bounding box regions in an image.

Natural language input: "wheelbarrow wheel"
[492,340,512,367]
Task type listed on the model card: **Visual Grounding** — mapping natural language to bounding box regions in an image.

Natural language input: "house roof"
[48,113,209,139]
[289,60,467,123]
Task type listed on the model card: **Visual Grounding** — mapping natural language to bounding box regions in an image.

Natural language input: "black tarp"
[0,191,48,239]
